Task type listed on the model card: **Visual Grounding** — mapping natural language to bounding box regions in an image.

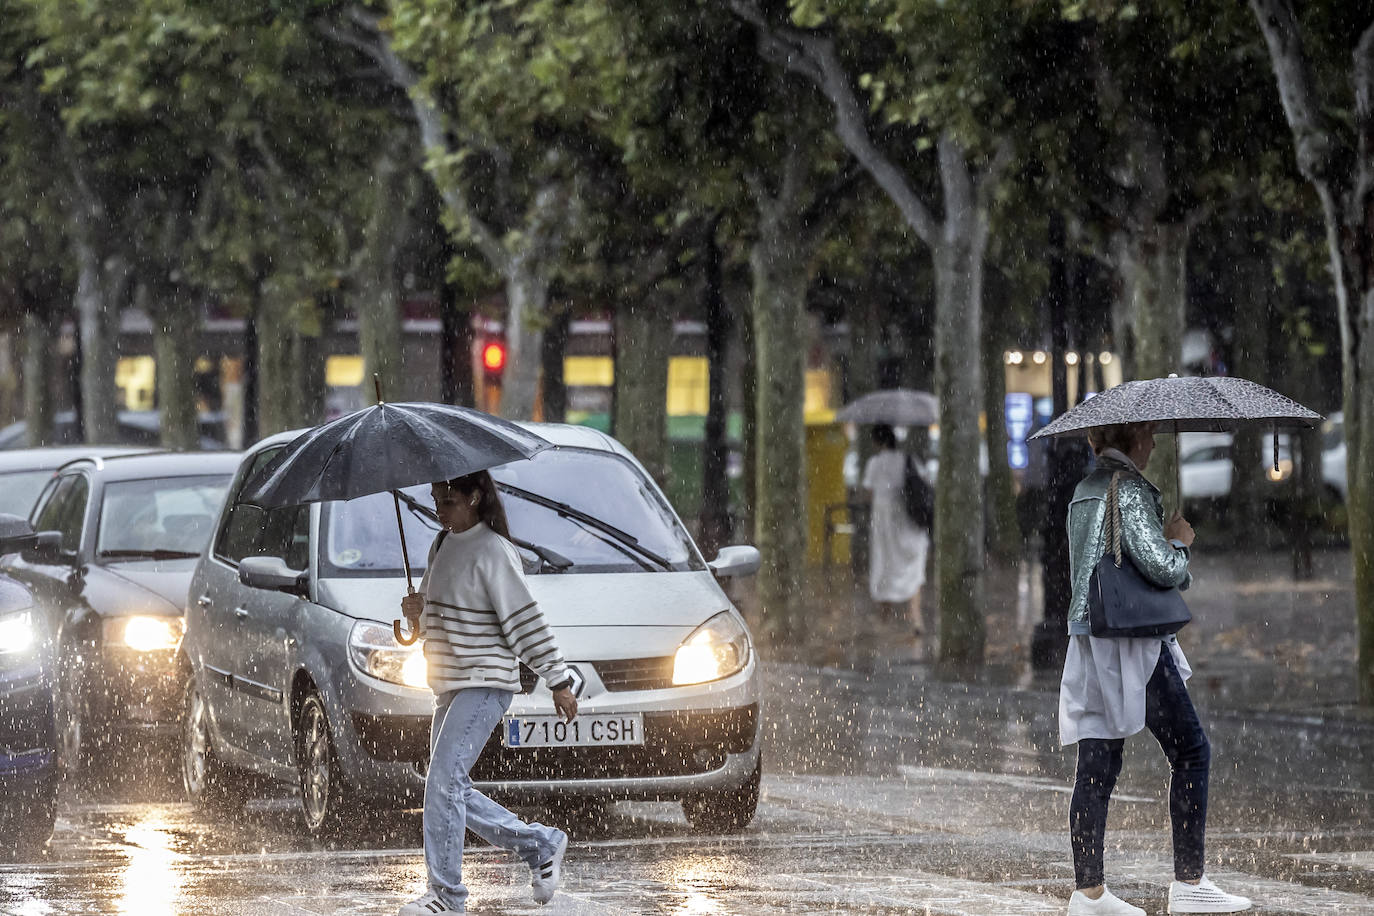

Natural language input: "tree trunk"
[613,297,673,484]
[293,311,326,428]
[256,302,295,437]
[750,223,810,639]
[150,300,201,450]
[500,267,548,421]
[1122,220,1189,511]
[700,224,733,558]
[541,304,570,424]
[982,288,1019,565]
[22,310,58,447]
[933,237,988,674]
[72,242,127,444]
[357,148,412,404]
[1249,0,1374,702]
[440,285,475,408]
[1230,258,1271,533]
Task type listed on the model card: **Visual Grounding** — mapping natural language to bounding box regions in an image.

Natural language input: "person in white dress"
[860,424,930,638]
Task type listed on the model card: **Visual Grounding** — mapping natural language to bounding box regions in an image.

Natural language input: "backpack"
[901,453,935,528]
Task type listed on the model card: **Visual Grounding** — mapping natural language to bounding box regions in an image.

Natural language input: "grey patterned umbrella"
[836,388,939,426]
[1028,376,1321,439]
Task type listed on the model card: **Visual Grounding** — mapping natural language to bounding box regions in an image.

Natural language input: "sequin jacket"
[1066,455,1191,635]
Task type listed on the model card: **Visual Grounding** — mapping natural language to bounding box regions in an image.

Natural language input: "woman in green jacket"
[1059,421,1252,916]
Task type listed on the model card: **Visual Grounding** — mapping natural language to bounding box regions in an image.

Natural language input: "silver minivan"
[180,423,762,834]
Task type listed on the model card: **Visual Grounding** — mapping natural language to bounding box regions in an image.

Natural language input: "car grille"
[593,656,676,692]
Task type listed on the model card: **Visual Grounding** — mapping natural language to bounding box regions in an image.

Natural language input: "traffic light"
[481,339,507,381]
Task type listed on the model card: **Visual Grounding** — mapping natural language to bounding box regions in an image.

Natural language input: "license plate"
[502,713,645,748]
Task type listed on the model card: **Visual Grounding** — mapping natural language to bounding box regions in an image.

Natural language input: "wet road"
[3,662,1373,915]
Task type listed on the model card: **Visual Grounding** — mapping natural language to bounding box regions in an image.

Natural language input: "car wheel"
[681,756,761,835]
[181,677,245,812]
[295,690,346,836]
[0,775,57,861]
[55,641,104,775]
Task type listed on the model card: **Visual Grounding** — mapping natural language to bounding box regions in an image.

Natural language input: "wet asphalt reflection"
[2,662,1372,914]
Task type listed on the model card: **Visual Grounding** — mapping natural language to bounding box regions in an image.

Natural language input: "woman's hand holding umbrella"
[400,592,425,639]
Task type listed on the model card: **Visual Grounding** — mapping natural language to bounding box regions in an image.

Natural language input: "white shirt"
[417,522,569,695]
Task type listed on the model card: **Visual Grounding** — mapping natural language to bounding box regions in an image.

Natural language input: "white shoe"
[1067,887,1146,915]
[1168,876,1253,913]
[399,890,458,915]
[530,829,568,905]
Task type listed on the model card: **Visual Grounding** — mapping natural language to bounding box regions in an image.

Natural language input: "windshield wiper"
[99,549,200,560]
[390,489,574,573]
[495,482,672,571]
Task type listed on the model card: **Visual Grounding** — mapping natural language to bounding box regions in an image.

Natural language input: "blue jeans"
[425,687,563,911]
[1070,648,1211,888]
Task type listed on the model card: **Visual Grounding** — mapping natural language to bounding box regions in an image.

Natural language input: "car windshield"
[0,469,56,517]
[321,447,703,577]
[97,475,231,558]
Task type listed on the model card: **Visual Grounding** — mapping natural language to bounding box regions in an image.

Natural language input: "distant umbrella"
[244,382,552,644]
[836,389,939,426]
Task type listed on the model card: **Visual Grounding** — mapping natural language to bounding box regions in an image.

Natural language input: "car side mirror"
[707,545,761,579]
[22,530,72,565]
[238,555,308,596]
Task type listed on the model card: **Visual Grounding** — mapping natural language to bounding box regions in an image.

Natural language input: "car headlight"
[0,611,36,658]
[672,612,751,686]
[348,620,429,690]
[104,615,184,652]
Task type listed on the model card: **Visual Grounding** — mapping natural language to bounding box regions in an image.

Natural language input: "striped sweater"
[416,522,569,695]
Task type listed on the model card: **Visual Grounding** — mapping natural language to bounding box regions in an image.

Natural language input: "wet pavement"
[3,653,1373,915]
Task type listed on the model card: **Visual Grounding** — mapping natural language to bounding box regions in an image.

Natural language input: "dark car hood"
[92,559,198,616]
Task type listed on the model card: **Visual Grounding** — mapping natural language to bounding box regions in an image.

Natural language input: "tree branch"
[323,7,512,274]
[1249,0,1340,184]
[729,0,941,247]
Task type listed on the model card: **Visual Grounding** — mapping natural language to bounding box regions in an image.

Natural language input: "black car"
[0,447,157,518]
[3,452,240,769]
[0,514,55,859]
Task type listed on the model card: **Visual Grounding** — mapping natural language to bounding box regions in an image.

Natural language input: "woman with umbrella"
[1034,374,1319,915]
[396,470,579,916]
[246,394,580,914]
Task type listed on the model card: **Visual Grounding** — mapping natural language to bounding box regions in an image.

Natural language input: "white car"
[1179,430,1344,501]
[180,423,762,835]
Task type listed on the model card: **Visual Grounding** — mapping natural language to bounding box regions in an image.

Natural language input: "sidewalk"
[741,546,1370,726]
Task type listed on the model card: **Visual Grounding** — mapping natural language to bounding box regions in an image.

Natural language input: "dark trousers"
[1070,647,1211,888]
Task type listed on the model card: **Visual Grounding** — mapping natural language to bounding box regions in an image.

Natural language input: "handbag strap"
[1105,471,1124,567]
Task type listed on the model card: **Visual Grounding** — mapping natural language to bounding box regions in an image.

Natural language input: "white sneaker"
[530,829,569,905]
[1168,876,1253,913]
[1067,888,1146,915]
[399,890,458,915]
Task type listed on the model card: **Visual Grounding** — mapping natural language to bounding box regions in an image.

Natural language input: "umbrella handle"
[395,584,420,645]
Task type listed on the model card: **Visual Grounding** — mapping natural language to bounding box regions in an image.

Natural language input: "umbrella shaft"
[391,490,414,590]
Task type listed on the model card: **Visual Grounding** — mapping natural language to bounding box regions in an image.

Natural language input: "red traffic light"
[482,341,506,374]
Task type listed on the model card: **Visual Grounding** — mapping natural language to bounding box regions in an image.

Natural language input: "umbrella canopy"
[1028,376,1321,440]
[836,388,939,426]
[244,401,553,508]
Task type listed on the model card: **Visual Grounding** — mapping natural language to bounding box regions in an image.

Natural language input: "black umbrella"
[1028,374,1321,504]
[244,385,552,643]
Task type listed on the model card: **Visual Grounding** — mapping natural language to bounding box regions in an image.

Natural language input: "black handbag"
[1087,472,1192,638]
[902,454,935,528]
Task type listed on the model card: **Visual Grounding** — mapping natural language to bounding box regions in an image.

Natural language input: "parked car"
[181,423,763,835]
[0,514,55,860]
[0,410,227,451]
[1,452,240,769]
[0,447,156,518]
[1179,430,1344,503]
[1322,412,1347,500]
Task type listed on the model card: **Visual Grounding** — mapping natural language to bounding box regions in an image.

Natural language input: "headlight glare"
[672,612,750,686]
[108,616,184,652]
[0,611,35,656]
[349,621,429,690]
